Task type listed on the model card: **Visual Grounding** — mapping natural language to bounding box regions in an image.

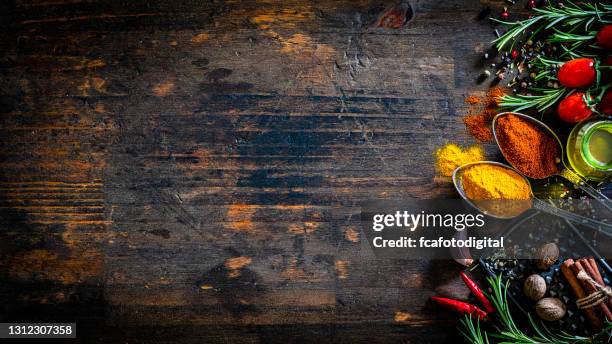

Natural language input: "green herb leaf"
[458,273,612,343]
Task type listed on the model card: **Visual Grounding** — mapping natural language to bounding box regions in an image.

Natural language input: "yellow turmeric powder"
[460,164,532,217]
[461,164,531,200]
[435,144,485,177]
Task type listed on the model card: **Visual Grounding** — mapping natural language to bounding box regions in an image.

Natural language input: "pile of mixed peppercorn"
[480,1,611,122]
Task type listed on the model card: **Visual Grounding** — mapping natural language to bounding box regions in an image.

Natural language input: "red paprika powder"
[463,87,505,142]
[495,114,561,179]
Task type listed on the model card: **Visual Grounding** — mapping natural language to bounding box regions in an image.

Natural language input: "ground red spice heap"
[494,114,561,179]
[464,95,481,105]
[463,87,505,142]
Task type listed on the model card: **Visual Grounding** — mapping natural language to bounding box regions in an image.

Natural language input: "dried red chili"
[460,271,495,314]
[430,296,488,320]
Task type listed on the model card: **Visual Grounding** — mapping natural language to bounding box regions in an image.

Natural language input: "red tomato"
[597,25,612,50]
[598,89,612,116]
[557,58,596,89]
[557,92,592,123]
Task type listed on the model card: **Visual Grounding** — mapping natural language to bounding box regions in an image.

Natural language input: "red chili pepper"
[460,271,495,314]
[430,296,487,320]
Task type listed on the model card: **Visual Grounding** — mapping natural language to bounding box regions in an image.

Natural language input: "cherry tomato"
[597,25,612,50]
[598,89,612,116]
[557,92,592,123]
[557,58,596,89]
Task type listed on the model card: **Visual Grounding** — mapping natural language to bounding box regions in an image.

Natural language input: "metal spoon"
[492,112,611,211]
[453,161,612,234]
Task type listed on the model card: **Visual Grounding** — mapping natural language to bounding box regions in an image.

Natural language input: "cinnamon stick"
[586,257,604,285]
[571,260,612,322]
[561,259,602,330]
[580,259,600,284]
[586,257,612,309]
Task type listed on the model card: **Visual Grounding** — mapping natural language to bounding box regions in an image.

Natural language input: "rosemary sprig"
[532,56,563,68]
[492,1,610,51]
[491,16,543,51]
[499,88,566,112]
[548,28,596,43]
[459,316,489,344]
[558,43,598,59]
[460,274,612,344]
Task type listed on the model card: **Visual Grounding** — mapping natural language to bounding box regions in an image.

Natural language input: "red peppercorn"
[527,0,537,9]
[500,7,509,20]
[511,50,519,59]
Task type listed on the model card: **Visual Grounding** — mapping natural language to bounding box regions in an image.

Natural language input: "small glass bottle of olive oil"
[566,119,611,181]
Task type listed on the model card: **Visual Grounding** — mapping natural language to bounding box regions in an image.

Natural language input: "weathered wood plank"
[0,0,502,342]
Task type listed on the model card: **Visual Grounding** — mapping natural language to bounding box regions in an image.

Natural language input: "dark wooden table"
[0,0,504,342]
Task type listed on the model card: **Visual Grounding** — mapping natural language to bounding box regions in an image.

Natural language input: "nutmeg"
[535,297,566,321]
[523,274,546,301]
[535,243,559,270]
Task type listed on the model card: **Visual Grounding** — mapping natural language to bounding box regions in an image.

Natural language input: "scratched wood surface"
[0,0,505,342]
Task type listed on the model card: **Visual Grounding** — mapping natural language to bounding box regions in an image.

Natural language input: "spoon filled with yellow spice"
[453,161,612,232]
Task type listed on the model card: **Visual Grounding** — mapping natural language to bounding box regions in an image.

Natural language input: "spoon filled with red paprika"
[492,112,611,211]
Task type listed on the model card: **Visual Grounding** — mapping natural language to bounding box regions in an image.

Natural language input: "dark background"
[0,0,510,342]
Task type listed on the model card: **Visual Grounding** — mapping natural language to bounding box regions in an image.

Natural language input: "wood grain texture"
[0,0,501,342]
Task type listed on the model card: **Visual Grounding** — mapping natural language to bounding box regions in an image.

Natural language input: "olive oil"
[585,126,611,168]
[567,120,612,181]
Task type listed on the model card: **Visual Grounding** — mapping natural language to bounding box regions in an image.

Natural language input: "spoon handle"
[532,198,612,235]
[560,169,611,212]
